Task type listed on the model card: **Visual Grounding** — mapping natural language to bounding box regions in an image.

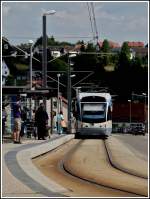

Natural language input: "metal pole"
[142,93,147,132]
[130,101,131,124]
[50,97,53,136]
[128,100,131,125]
[144,96,146,132]
[57,74,60,114]
[29,44,33,121]
[67,55,71,133]
[42,15,47,88]
[57,74,60,134]
[30,44,33,90]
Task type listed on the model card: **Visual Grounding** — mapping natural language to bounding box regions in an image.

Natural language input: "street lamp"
[42,10,56,88]
[57,73,61,115]
[67,74,76,134]
[128,100,131,126]
[142,93,147,131]
[70,74,76,78]
[67,53,77,133]
[29,40,34,90]
[29,40,34,121]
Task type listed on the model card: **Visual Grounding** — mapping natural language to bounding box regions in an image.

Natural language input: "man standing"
[13,99,22,144]
[35,103,49,140]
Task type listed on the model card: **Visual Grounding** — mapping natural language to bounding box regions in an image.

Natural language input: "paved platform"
[2,133,74,197]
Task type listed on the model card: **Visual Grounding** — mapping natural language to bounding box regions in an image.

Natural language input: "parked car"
[132,127,145,136]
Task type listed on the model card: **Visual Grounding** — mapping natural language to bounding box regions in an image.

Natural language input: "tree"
[34,36,43,47]
[49,58,68,71]
[118,42,131,71]
[113,42,132,97]
[101,39,110,52]
[100,39,110,66]
[132,56,142,69]
[73,43,98,71]
[2,37,18,75]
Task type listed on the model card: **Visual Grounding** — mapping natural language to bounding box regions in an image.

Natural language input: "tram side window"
[107,106,112,120]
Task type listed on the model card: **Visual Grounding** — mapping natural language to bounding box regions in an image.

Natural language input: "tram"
[74,91,112,138]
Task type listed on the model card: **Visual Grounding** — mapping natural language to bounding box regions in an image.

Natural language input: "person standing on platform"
[35,103,49,140]
[13,99,22,144]
[2,106,7,136]
[57,111,65,134]
[20,106,27,137]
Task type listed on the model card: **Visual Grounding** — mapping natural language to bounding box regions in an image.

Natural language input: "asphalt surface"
[113,133,148,161]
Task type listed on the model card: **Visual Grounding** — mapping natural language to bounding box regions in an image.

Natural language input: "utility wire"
[91,2,99,44]
[3,36,93,40]
[86,2,95,41]
[2,37,40,63]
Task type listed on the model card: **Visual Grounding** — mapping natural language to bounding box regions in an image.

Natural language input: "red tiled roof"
[98,40,120,48]
[126,41,144,47]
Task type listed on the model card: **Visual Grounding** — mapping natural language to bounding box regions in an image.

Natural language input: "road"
[113,133,148,161]
[33,134,148,197]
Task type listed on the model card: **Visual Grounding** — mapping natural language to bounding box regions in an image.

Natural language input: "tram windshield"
[81,103,106,123]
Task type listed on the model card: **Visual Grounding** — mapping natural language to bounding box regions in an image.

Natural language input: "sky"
[2,1,149,46]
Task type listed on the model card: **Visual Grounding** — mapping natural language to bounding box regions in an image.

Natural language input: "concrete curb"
[105,137,148,179]
[4,134,74,197]
[17,134,74,194]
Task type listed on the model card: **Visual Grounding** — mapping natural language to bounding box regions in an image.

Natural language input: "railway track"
[33,138,148,197]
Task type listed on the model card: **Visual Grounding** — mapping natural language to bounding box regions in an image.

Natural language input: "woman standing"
[57,111,64,134]
[35,103,49,140]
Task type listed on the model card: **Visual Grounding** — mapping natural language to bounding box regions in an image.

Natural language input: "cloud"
[125,16,148,32]
[2,4,11,16]
[2,2,148,45]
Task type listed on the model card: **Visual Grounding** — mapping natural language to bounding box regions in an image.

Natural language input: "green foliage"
[99,40,111,67]
[141,55,148,67]
[34,35,73,47]
[15,63,29,71]
[34,36,43,46]
[118,42,131,71]
[17,43,30,50]
[48,36,58,46]
[101,39,110,52]
[5,75,15,86]
[73,43,98,71]
[76,40,84,45]
[2,36,148,99]
[132,56,142,68]
[50,58,68,71]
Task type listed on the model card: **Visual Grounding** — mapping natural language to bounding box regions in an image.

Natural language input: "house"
[2,60,10,85]
[130,47,148,58]
[98,40,120,49]
[51,51,61,58]
[126,41,144,48]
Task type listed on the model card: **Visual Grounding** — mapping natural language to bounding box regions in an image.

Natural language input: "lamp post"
[128,100,131,126]
[142,93,147,132]
[67,55,71,134]
[57,73,61,115]
[29,40,34,90]
[42,10,56,88]
[29,40,34,121]
[67,54,76,133]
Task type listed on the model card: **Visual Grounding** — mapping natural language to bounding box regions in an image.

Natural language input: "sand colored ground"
[33,138,147,197]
